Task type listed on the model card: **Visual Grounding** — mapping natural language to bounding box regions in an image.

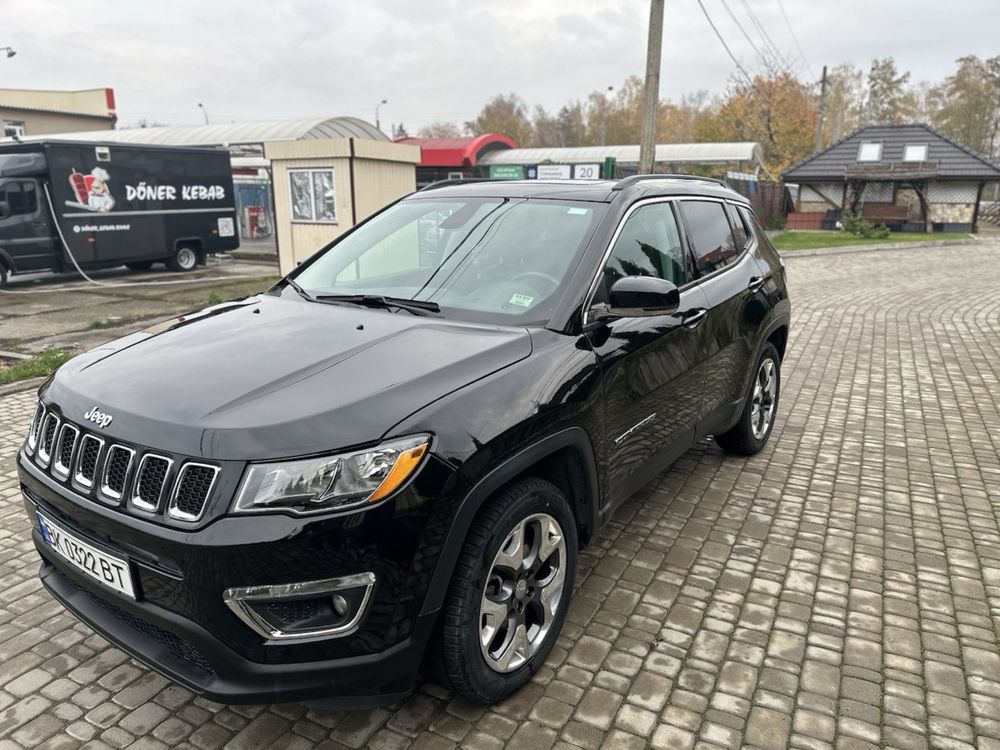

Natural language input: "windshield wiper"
[314,294,441,316]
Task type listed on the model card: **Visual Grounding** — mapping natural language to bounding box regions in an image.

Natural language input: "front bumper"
[18,448,453,706]
[37,550,429,707]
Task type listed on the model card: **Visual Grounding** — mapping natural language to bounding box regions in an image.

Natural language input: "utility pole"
[638,0,664,174]
[814,65,828,153]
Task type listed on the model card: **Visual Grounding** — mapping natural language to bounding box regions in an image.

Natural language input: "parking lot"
[1,240,998,750]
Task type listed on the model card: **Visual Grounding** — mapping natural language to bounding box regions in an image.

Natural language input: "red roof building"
[395,133,516,186]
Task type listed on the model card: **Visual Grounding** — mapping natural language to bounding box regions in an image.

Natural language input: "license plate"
[37,511,136,599]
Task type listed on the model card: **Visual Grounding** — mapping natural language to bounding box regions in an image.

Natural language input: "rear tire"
[166,245,198,272]
[434,478,577,704]
[0,263,7,289]
[125,260,154,271]
[714,342,781,455]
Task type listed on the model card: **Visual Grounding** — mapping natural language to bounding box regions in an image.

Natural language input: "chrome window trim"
[35,413,61,468]
[581,195,753,326]
[74,434,105,489]
[26,403,45,455]
[129,453,174,513]
[223,572,376,642]
[99,444,135,502]
[167,462,220,522]
[52,423,80,479]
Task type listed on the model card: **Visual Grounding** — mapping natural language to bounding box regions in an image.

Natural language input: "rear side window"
[679,200,738,276]
[726,204,751,252]
[738,205,768,247]
[602,202,689,294]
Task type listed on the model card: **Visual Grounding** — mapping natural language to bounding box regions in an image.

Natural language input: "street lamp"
[375,99,388,132]
[1,47,16,59]
[599,85,613,147]
[198,102,209,124]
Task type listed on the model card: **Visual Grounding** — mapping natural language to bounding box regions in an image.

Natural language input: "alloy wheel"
[750,357,777,439]
[479,512,567,673]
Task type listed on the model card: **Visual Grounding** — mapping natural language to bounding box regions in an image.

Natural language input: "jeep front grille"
[131,454,172,512]
[24,404,220,525]
[36,413,60,467]
[52,424,79,478]
[100,445,135,501]
[168,463,219,521]
[26,402,45,454]
[75,435,104,487]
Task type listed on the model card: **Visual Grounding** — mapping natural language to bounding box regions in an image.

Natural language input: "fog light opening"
[223,573,375,642]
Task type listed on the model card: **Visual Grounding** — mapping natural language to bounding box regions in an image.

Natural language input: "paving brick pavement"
[1,241,999,749]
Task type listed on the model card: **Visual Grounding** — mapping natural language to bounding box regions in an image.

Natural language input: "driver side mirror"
[592,276,680,321]
[0,201,10,220]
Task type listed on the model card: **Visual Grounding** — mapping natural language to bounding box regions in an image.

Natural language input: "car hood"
[44,295,532,459]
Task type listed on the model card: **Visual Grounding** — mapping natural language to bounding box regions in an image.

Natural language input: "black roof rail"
[612,173,729,191]
[418,177,497,192]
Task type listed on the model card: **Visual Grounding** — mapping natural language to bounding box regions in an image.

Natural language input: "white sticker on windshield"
[508,293,534,307]
[567,207,590,215]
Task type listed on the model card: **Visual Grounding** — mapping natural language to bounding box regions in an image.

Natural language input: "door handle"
[682,308,708,329]
[748,275,769,293]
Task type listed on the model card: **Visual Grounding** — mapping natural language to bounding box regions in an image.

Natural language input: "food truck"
[0,141,239,285]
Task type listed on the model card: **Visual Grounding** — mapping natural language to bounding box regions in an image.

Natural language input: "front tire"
[714,342,781,455]
[166,245,198,272]
[436,478,577,704]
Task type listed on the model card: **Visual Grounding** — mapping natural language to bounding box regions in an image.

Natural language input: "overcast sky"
[2,0,995,134]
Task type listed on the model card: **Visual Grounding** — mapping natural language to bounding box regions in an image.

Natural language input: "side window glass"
[738,206,767,247]
[726,204,750,252]
[21,181,38,215]
[679,200,738,276]
[601,203,687,298]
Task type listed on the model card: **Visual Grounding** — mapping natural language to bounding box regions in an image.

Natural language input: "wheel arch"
[419,427,600,618]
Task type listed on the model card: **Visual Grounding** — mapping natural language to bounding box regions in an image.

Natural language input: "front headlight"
[233,435,430,515]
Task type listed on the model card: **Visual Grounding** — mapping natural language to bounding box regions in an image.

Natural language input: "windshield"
[292,197,605,325]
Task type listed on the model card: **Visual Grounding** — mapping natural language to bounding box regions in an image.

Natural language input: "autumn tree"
[931,55,1000,157]
[417,121,462,138]
[465,94,534,146]
[696,73,816,175]
[865,57,915,124]
[819,64,865,146]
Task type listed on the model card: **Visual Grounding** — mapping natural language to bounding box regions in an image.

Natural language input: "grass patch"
[206,291,223,306]
[771,231,967,251]
[0,349,75,386]
[87,319,113,330]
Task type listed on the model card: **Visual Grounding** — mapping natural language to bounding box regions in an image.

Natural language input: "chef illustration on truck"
[67,167,116,212]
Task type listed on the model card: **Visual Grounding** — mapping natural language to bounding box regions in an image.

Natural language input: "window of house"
[601,203,689,295]
[903,144,928,162]
[3,121,25,138]
[678,200,739,276]
[288,168,336,223]
[857,142,882,162]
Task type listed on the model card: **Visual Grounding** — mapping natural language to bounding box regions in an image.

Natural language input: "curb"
[0,376,45,398]
[779,237,979,259]
[230,251,279,266]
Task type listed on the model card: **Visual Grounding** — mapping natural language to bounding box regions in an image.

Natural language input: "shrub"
[841,210,891,239]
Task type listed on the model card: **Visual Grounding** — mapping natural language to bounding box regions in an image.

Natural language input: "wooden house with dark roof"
[782,123,1000,233]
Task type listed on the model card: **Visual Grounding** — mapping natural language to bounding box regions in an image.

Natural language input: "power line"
[738,0,795,75]
[775,0,817,80]
[694,0,754,86]
[718,0,766,68]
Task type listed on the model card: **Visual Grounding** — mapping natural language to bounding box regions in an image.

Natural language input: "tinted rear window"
[679,200,739,276]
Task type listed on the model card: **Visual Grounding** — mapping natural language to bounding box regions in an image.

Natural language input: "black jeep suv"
[18,175,789,707]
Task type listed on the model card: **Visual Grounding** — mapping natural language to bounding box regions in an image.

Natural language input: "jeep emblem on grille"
[83,406,114,429]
